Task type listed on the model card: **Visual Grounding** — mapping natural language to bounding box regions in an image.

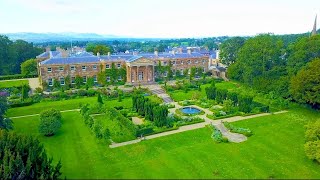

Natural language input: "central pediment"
[126,56,154,66]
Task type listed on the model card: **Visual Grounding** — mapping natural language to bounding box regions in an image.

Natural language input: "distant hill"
[2,32,135,42]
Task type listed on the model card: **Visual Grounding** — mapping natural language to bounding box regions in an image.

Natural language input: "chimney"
[187,49,191,55]
[108,52,111,56]
[154,50,158,56]
[97,52,100,57]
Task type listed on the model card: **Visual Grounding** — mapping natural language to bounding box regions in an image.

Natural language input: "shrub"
[238,95,253,113]
[35,87,43,94]
[77,89,87,96]
[304,120,320,163]
[223,121,253,137]
[216,89,228,104]
[208,124,227,143]
[38,109,62,136]
[0,130,61,179]
[205,83,216,100]
[97,93,103,104]
[304,140,320,162]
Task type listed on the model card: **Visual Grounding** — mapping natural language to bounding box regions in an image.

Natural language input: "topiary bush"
[38,109,62,136]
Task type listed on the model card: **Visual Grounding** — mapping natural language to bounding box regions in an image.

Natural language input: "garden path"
[28,78,41,91]
[147,84,173,103]
[109,110,288,148]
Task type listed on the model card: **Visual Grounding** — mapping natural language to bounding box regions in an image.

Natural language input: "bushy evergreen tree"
[0,130,62,179]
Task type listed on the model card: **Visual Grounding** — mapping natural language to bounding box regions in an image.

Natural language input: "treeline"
[0,35,43,75]
[132,93,169,127]
[220,33,320,108]
[35,37,229,53]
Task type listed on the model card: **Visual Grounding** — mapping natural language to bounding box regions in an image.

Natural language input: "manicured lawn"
[93,114,136,143]
[0,79,29,88]
[7,97,132,117]
[169,81,238,102]
[11,106,320,178]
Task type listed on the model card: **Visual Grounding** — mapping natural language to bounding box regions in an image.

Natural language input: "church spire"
[311,15,317,36]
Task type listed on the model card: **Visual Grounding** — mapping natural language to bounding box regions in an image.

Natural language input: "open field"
[7,97,132,117]
[0,79,29,88]
[11,105,320,179]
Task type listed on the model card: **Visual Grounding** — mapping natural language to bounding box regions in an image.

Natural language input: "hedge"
[0,74,37,80]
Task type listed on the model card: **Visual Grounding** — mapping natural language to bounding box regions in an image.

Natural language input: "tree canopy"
[21,58,38,76]
[0,35,43,75]
[0,130,62,179]
[0,97,13,130]
[287,35,320,76]
[219,37,246,65]
[85,43,112,55]
[290,58,320,108]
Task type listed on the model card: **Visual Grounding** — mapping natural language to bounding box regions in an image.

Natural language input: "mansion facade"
[37,49,222,86]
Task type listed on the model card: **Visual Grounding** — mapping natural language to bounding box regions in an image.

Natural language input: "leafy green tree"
[216,89,228,104]
[190,67,196,80]
[75,76,83,88]
[97,71,106,86]
[227,34,286,96]
[205,83,217,100]
[0,98,13,130]
[86,43,112,55]
[290,58,320,107]
[0,36,43,75]
[21,58,37,76]
[219,37,246,65]
[38,109,62,136]
[0,130,62,179]
[53,78,61,89]
[153,105,169,127]
[287,35,320,76]
[21,84,30,101]
[304,120,320,163]
[110,63,118,83]
[118,66,127,82]
[238,95,253,113]
[64,75,71,90]
[223,99,233,113]
[97,93,103,104]
[183,68,189,78]
[86,77,95,88]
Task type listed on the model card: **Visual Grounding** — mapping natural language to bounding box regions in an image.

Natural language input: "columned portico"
[126,57,155,84]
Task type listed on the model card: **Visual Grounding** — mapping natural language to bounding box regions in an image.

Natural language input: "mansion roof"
[39,52,209,65]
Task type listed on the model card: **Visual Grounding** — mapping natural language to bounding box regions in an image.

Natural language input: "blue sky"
[0,0,319,38]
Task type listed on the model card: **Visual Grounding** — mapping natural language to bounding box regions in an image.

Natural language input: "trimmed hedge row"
[0,74,37,80]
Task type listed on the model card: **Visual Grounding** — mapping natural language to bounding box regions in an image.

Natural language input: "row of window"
[47,64,123,73]
[159,60,207,66]
[47,75,123,86]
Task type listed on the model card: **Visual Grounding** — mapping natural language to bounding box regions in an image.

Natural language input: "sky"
[0,0,319,38]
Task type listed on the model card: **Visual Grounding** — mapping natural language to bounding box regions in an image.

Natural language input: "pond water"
[181,107,201,114]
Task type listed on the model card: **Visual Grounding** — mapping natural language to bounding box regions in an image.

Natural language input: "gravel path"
[110,109,288,148]
[28,78,41,91]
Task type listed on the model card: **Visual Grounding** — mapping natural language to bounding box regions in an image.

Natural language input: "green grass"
[11,105,320,179]
[0,79,29,88]
[93,114,136,142]
[169,81,238,102]
[7,97,132,117]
